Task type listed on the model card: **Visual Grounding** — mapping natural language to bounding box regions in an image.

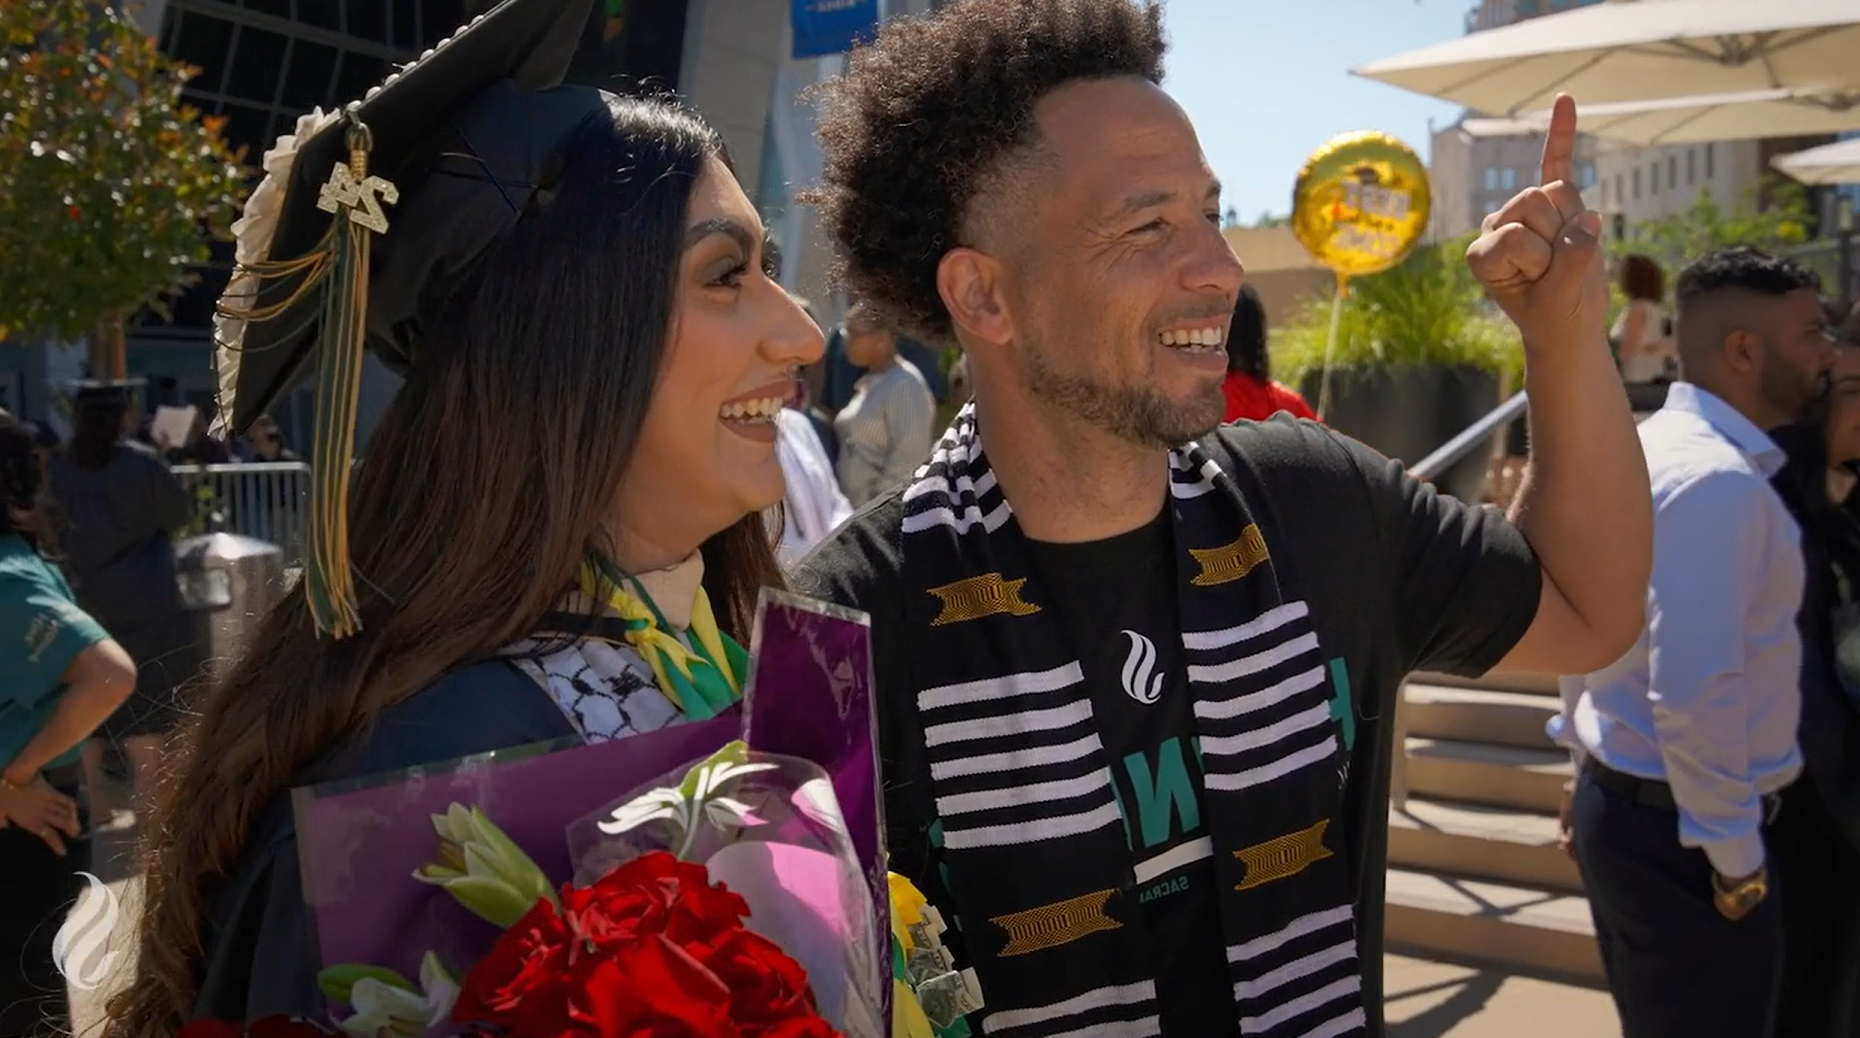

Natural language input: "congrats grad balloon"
[1291,131,1431,279]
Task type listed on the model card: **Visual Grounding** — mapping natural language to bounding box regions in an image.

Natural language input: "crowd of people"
[0,0,1854,1037]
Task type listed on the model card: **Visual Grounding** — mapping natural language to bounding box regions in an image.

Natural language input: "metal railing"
[170,462,312,567]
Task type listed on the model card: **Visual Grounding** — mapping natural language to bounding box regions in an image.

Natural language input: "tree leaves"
[0,0,245,341]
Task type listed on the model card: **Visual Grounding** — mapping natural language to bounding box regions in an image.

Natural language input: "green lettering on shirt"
[1328,657,1355,752]
[1123,737,1200,849]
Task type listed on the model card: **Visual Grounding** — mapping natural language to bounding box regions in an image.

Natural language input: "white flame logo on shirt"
[53,872,120,991]
[1120,630,1165,705]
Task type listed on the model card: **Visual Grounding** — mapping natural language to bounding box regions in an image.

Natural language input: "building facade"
[1426,0,1604,242]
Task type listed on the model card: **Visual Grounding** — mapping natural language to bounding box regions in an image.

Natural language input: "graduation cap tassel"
[306,110,399,640]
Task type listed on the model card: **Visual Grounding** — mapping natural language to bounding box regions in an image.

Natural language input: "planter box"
[1300,365,1501,503]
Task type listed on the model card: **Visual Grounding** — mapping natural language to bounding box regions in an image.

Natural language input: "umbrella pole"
[1316,275,1349,419]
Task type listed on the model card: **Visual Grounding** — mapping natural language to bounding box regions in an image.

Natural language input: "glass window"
[1580,162,1596,187]
[280,40,339,109]
[346,0,390,43]
[245,0,294,17]
[422,0,470,47]
[1615,173,1624,202]
[392,1,419,49]
[333,51,388,102]
[170,12,236,95]
[298,0,341,31]
[1500,167,1517,190]
[1484,166,1500,190]
[1649,162,1659,194]
[1668,156,1678,189]
[1633,168,1641,199]
[1688,149,1696,184]
[219,103,273,158]
[1706,143,1715,178]
[226,27,289,103]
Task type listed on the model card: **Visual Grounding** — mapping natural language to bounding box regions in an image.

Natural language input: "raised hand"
[1465,94,1607,351]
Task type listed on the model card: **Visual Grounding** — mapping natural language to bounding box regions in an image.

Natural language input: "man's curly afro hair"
[808,0,1166,344]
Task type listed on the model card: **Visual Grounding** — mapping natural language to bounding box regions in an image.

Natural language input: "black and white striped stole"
[897,405,1369,1038]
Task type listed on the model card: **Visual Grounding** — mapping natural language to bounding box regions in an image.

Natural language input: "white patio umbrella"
[1772,137,1860,185]
[1481,87,1860,146]
[1353,0,1860,117]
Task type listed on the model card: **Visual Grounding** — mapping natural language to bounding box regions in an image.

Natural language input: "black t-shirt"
[1023,509,1236,1037]
[792,416,1542,1037]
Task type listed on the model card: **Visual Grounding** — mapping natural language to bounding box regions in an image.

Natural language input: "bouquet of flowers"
[207,590,981,1038]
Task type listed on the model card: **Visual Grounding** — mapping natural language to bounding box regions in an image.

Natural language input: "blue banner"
[792,0,880,60]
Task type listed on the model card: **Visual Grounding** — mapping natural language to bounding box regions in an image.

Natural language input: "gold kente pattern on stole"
[990,888,1123,957]
[927,572,1042,626]
[1233,819,1335,892]
[1189,524,1271,587]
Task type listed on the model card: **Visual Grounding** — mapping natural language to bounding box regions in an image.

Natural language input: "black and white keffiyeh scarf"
[899,405,1367,1038]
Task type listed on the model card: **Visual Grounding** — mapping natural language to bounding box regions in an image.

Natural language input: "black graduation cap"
[67,378,149,407]
[212,0,606,638]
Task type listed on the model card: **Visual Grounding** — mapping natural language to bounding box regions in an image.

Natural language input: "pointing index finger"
[1539,93,1578,187]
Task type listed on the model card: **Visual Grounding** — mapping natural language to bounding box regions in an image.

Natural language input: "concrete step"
[1405,738,1572,815]
[1385,867,1602,982]
[1389,797,1583,894]
[1412,669,1560,696]
[1403,684,1560,751]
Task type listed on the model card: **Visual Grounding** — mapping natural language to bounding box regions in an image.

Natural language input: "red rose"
[701,929,818,1029]
[575,851,749,952]
[454,894,582,1035]
[579,936,733,1038]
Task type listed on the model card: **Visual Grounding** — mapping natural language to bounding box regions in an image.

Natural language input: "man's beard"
[1022,348,1225,449]
[1759,340,1829,424]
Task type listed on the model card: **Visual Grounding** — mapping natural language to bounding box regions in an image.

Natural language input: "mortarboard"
[67,378,149,407]
[212,0,604,638]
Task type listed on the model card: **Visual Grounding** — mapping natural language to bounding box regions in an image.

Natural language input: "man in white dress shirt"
[1555,247,1837,1038]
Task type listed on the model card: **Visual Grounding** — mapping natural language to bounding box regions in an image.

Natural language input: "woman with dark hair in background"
[1613,253,1675,384]
[1221,283,1316,423]
[109,1,821,1032]
[0,412,137,1038]
[47,381,194,824]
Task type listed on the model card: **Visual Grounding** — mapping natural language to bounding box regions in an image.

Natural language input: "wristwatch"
[1713,867,1769,916]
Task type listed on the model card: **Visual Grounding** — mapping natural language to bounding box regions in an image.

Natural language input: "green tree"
[0,0,245,375]
[1272,232,1523,390]
[1612,177,1814,278]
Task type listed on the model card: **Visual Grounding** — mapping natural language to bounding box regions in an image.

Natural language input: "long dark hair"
[1227,283,1270,382]
[66,397,127,470]
[112,96,780,1038]
[0,413,54,555]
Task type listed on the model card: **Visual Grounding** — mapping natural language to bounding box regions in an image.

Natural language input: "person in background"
[1554,248,1837,1038]
[0,412,137,1038]
[1767,325,1860,1038]
[1221,282,1316,422]
[833,302,935,506]
[48,380,197,824]
[1613,253,1676,385]
[819,305,949,414]
[775,300,855,569]
[243,415,300,462]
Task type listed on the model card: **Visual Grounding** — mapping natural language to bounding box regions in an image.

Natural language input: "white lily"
[597,741,776,859]
[337,953,457,1038]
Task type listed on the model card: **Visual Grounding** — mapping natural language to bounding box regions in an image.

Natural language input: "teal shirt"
[0,534,109,770]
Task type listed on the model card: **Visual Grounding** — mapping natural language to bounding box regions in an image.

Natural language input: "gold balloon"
[1291,131,1431,280]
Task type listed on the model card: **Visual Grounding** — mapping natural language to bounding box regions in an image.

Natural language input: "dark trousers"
[1771,779,1860,1038]
[1571,767,1783,1038]
[0,777,91,1038]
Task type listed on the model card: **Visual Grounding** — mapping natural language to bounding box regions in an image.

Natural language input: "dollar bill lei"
[889,873,983,1037]
[577,554,747,721]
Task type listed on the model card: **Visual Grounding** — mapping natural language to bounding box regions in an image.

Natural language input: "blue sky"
[1161,0,1469,224]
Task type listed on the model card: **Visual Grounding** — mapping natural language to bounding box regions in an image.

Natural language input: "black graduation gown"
[192,660,578,1023]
